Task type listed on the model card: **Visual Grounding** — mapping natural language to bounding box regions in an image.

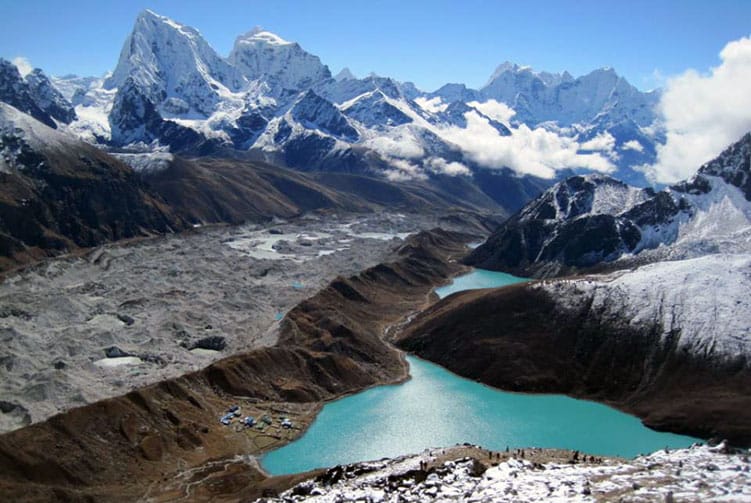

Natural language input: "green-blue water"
[262,357,698,475]
[435,268,527,298]
[262,269,699,475]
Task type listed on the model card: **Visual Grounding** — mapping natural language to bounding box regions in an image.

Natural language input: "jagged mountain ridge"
[8,10,662,187]
[0,60,75,129]
[467,132,751,277]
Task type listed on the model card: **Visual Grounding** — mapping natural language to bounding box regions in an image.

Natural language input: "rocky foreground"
[264,442,751,502]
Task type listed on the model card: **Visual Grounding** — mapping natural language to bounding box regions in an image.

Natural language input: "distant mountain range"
[3,9,662,188]
[0,97,508,270]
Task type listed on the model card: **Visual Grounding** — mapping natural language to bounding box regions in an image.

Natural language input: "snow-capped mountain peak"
[238,26,292,46]
[104,9,245,116]
[228,27,330,91]
[485,61,531,85]
[334,67,357,82]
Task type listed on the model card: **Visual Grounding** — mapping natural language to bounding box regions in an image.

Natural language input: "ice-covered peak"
[428,83,481,104]
[479,62,656,126]
[136,9,200,38]
[237,26,292,46]
[485,61,530,84]
[229,27,330,91]
[104,10,245,116]
[522,173,650,222]
[334,67,356,81]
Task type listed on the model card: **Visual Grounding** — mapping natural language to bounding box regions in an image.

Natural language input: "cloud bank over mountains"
[644,35,751,184]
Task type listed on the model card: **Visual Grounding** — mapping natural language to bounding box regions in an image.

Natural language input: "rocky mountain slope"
[0,102,185,270]
[14,10,661,189]
[467,132,751,277]
[0,60,75,129]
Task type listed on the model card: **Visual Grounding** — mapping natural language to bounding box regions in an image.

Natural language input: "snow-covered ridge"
[519,174,651,222]
[238,26,292,46]
[0,102,76,173]
[270,443,750,502]
[542,253,751,362]
[468,132,751,276]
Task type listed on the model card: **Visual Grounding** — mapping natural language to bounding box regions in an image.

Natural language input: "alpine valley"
[0,8,749,503]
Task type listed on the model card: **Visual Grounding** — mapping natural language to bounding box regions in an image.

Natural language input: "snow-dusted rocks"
[340,90,412,129]
[270,444,751,502]
[290,90,358,142]
[0,101,184,266]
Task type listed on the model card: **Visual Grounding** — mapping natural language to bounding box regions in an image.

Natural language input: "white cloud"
[367,132,425,159]
[621,139,644,153]
[579,131,616,152]
[643,36,751,184]
[384,158,427,181]
[467,99,516,124]
[436,110,615,179]
[425,157,470,176]
[414,96,447,114]
[12,56,33,77]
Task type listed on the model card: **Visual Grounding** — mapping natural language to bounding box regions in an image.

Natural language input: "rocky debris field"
[264,442,751,502]
[0,212,451,433]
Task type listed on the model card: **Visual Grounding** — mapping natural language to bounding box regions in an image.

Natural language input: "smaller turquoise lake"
[262,269,699,475]
[435,269,527,298]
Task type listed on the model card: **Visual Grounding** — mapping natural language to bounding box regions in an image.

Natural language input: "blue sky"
[1,0,749,91]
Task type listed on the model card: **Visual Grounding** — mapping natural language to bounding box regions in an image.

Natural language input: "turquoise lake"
[262,269,699,476]
[434,268,528,298]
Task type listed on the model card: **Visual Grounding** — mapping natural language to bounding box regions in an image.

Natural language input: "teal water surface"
[435,268,527,298]
[262,356,698,475]
[262,269,699,475]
